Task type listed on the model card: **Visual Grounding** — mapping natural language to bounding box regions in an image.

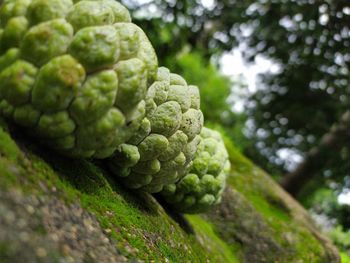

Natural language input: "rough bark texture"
[281,111,350,196]
[0,118,340,262]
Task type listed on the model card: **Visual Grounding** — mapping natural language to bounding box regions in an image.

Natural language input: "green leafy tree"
[124,0,350,198]
[123,0,242,62]
[238,0,350,196]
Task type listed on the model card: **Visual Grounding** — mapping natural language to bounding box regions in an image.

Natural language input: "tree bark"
[281,110,350,197]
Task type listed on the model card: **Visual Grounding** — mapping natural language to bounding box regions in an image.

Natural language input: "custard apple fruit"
[161,127,230,213]
[108,67,204,193]
[0,0,157,158]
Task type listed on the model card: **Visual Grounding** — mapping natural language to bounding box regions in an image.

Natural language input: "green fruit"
[161,127,230,213]
[108,67,204,193]
[0,0,157,158]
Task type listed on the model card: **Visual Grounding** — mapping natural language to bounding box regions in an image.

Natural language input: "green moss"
[341,252,350,263]
[0,242,11,262]
[76,182,225,262]
[0,159,18,188]
[239,191,290,222]
[0,123,21,162]
[0,123,229,262]
[0,120,338,262]
[0,122,26,188]
[200,131,336,262]
[222,134,292,222]
[228,165,328,261]
[231,170,327,261]
[186,215,240,263]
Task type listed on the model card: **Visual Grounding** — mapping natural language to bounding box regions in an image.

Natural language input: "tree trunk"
[281,110,350,197]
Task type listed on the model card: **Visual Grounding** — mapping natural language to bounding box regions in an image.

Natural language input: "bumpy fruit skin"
[0,0,157,158]
[161,127,230,213]
[108,67,204,193]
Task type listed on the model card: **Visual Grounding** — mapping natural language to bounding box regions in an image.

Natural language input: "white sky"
[201,0,215,9]
[220,49,272,93]
[219,48,280,112]
[338,191,350,205]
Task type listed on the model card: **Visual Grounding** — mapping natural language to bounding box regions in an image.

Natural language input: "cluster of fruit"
[0,0,230,213]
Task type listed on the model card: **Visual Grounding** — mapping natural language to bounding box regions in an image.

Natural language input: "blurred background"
[122,0,350,258]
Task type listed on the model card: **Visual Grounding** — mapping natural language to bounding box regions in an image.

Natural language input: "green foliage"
[237,0,350,186]
[126,0,240,61]
[301,187,350,231]
[329,226,350,253]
